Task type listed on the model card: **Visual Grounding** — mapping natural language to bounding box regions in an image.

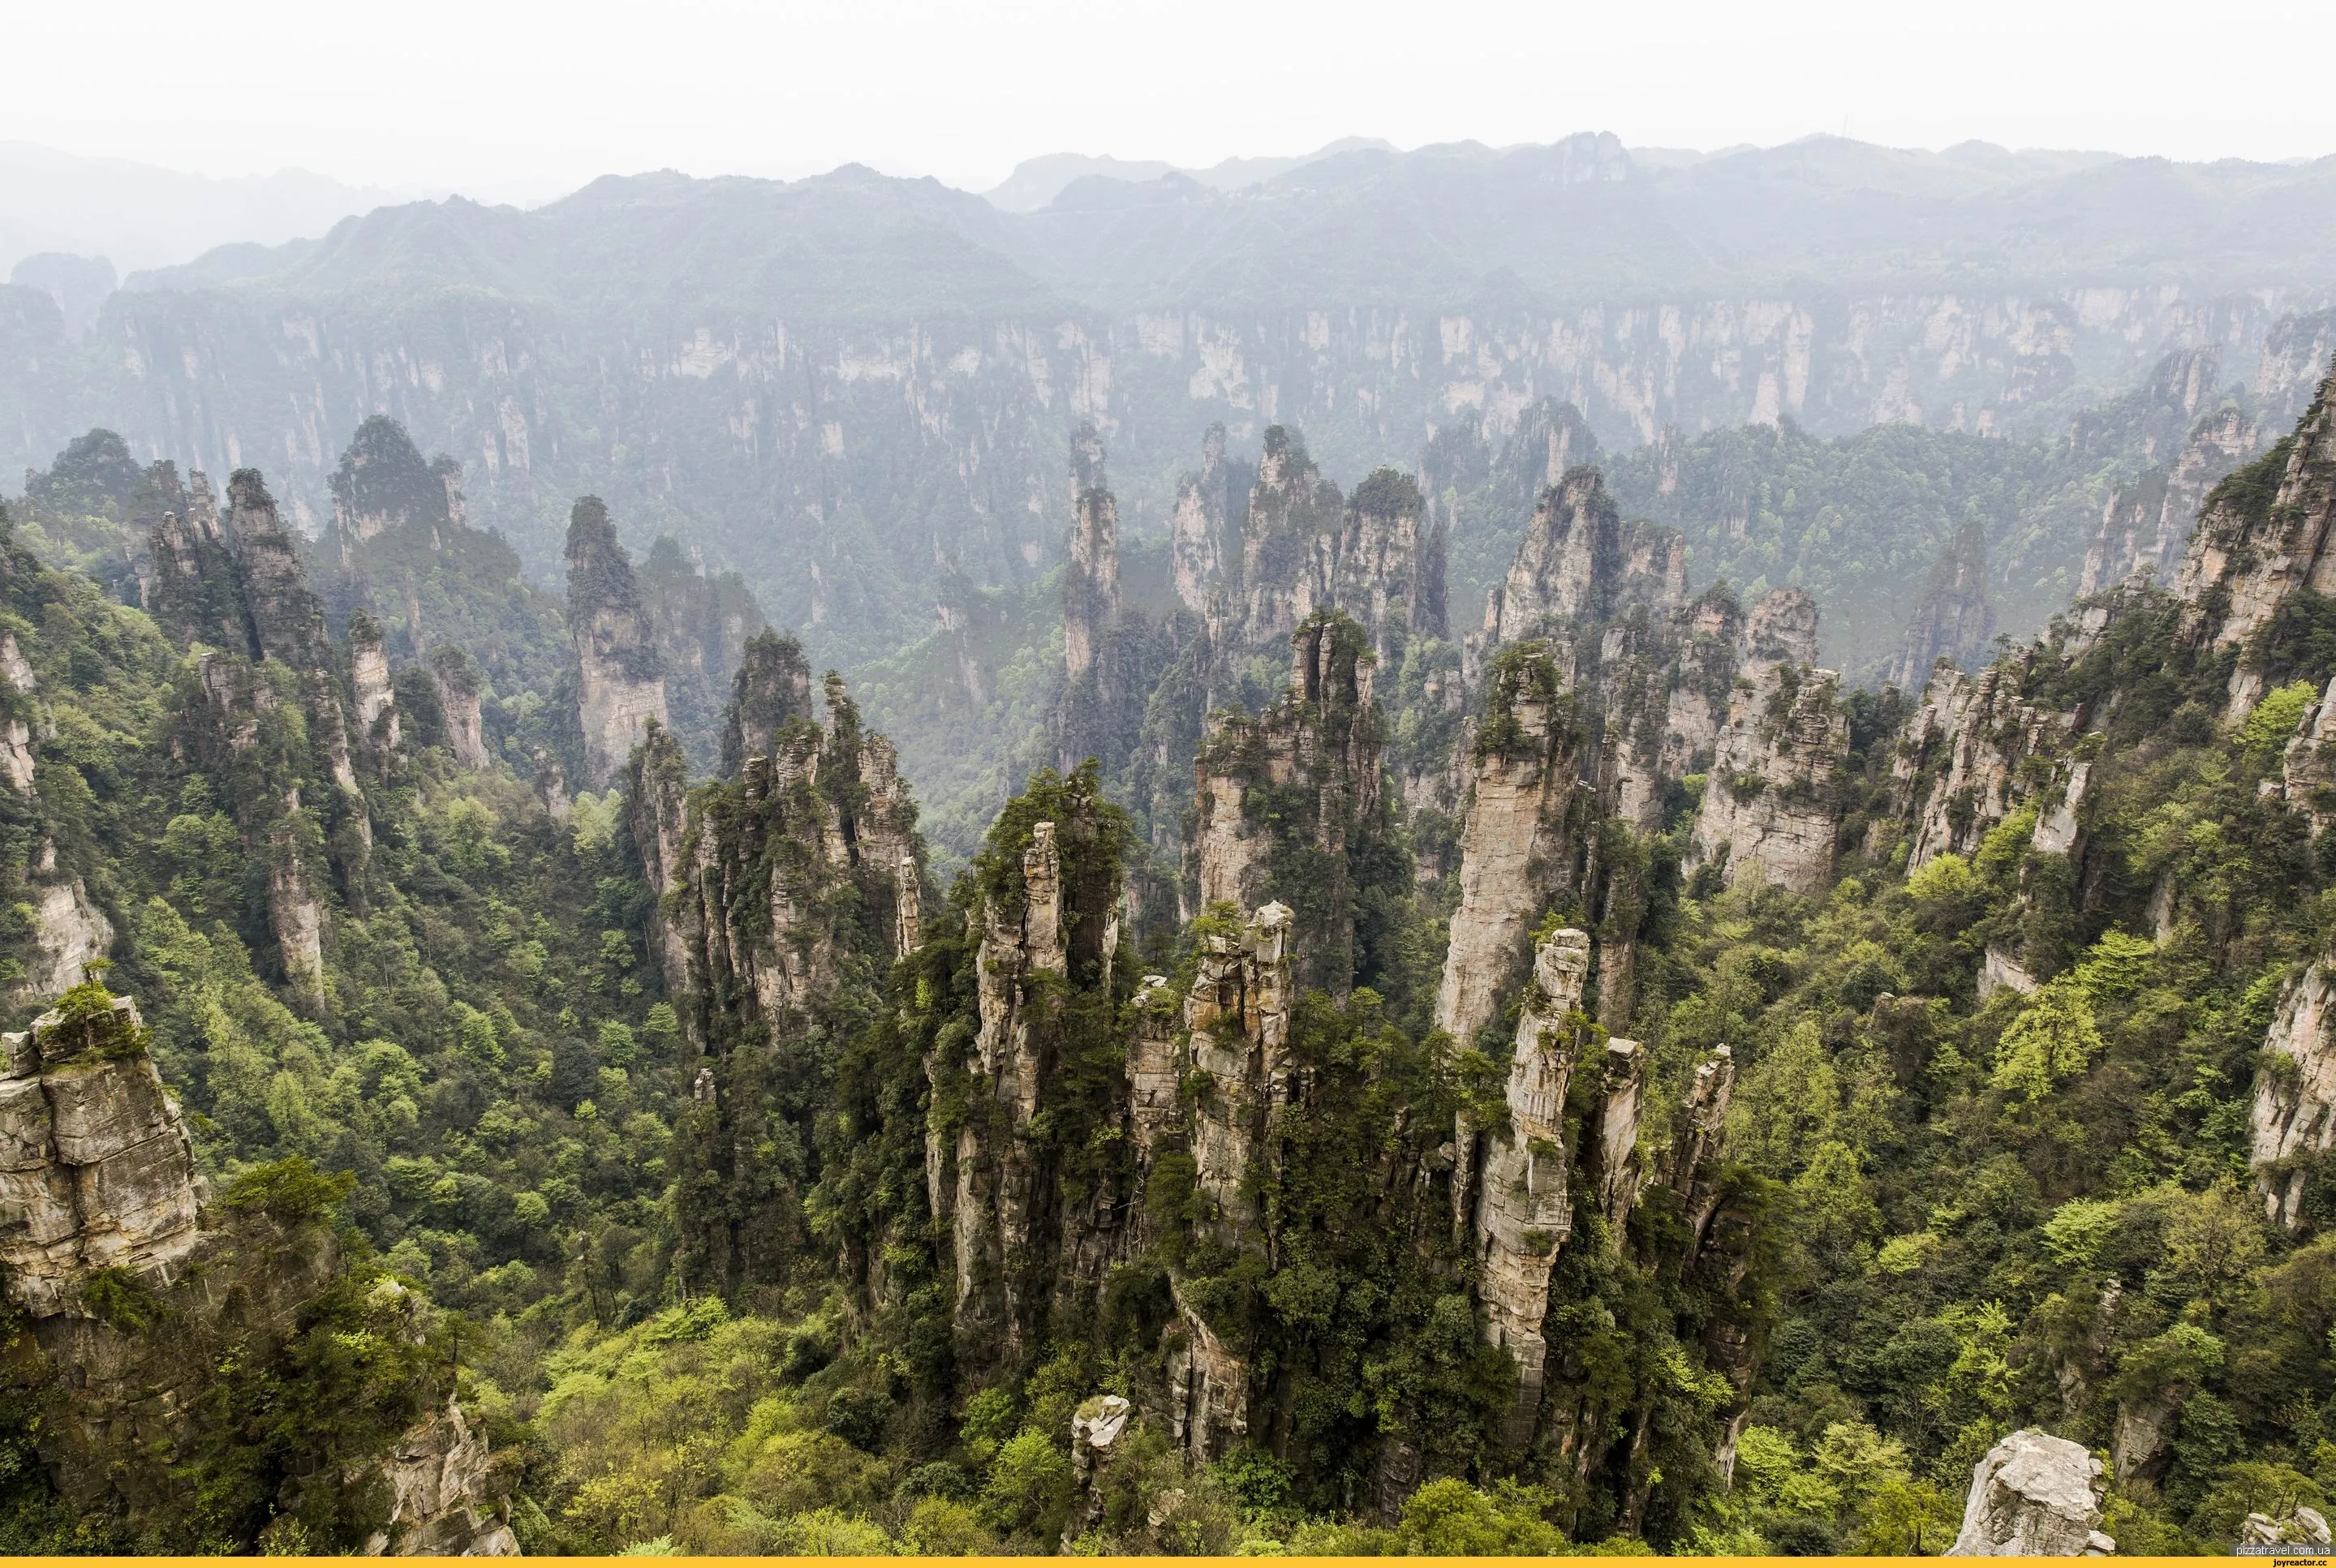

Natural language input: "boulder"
[1946,1428,2114,1557]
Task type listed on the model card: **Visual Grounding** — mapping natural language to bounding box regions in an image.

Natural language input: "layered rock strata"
[0,994,203,1317]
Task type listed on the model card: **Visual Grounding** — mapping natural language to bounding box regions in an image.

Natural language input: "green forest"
[2,350,2334,1560]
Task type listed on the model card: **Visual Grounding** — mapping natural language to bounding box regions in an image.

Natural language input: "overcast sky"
[9,0,2334,199]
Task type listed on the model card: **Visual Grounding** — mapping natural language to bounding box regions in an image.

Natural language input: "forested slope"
[5,362,2336,1555]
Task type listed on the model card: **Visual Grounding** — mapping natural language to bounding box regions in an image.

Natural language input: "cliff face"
[2,985,513,1553]
[1190,612,1386,994]
[349,609,400,754]
[565,496,671,788]
[1434,642,1587,1047]
[329,414,463,548]
[720,629,815,776]
[2252,960,2336,1229]
[2172,370,2336,711]
[939,787,1122,1363]
[1469,927,1588,1441]
[1688,602,1851,895]
[1224,427,1349,651]
[0,993,203,1317]
[1478,467,1684,657]
[631,669,924,1298]
[1055,432,1173,783]
[140,466,393,1005]
[1897,656,2084,871]
[2080,406,2258,598]
[1294,467,1443,656]
[1887,523,1998,693]
[429,646,489,769]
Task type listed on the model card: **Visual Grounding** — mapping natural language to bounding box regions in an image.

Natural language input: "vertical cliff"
[2,982,514,1553]
[1478,467,1685,659]
[939,773,1122,1362]
[1190,612,1388,995]
[1435,642,1589,1048]
[1896,654,2084,871]
[1470,926,1589,1443]
[565,497,670,788]
[430,646,490,770]
[635,661,925,1300]
[2252,959,2336,1229]
[2079,406,2258,597]
[1687,590,1850,892]
[0,990,203,1317]
[2171,367,2336,715]
[720,629,815,776]
[1886,522,1997,693]
[348,608,400,754]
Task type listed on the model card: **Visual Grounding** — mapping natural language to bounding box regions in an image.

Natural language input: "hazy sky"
[10,0,2334,198]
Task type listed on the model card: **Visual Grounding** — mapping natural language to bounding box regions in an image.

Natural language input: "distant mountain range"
[0,141,405,277]
[979,137,1396,212]
[2,132,2334,681]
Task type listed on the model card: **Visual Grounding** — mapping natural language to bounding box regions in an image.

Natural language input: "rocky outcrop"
[329,415,465,548]
[2280,677,2336,834]
[1470,927,1589,1443]
[431,646,489,769]
[1190,613,1383,994]
[1886,524,1996,693]
[1588,1037,1646,1224]
[1225,427,1347,651]
[565,496,670,788]
[269,820,329,1010]
[2173,368,2336,703]
[22,873,113,1005]
[1945,1429,2113,1557]
[1895,652,2084,871]
[2079,406,2258,597]
[1168,1275,1251,1464]
[350,610,400,753]
[1479,467,1685,657]
[1665,1046,1736,1250]
[364,1398,519,1556]
[0,993,204,1317]
[1293,466,1444,657]
[627,723,695,1007]
[1435,642,1588,1047]
[2,986,513,1552]
[720,629,814,776]
[1063,450,1120,697]
[1688,595,1848,892]
[1064,1394,1134,1547]
[2239,1506,2334,1549]
[1185,902,1296,1241]
[1171,424,1247,624]
[951,821,1073,1351]
[2252,960,2336,1229]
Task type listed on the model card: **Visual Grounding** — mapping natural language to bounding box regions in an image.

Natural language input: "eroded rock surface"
[566,496,670,787]
[2252,960,2336,1228]
[363,1398,519,1557]
[1689,612,1849,893]
[1435,642,1585,1047]
[0,994,204,1317]
[1946,1428,2112,1557]
[1471,927,1589,1441]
